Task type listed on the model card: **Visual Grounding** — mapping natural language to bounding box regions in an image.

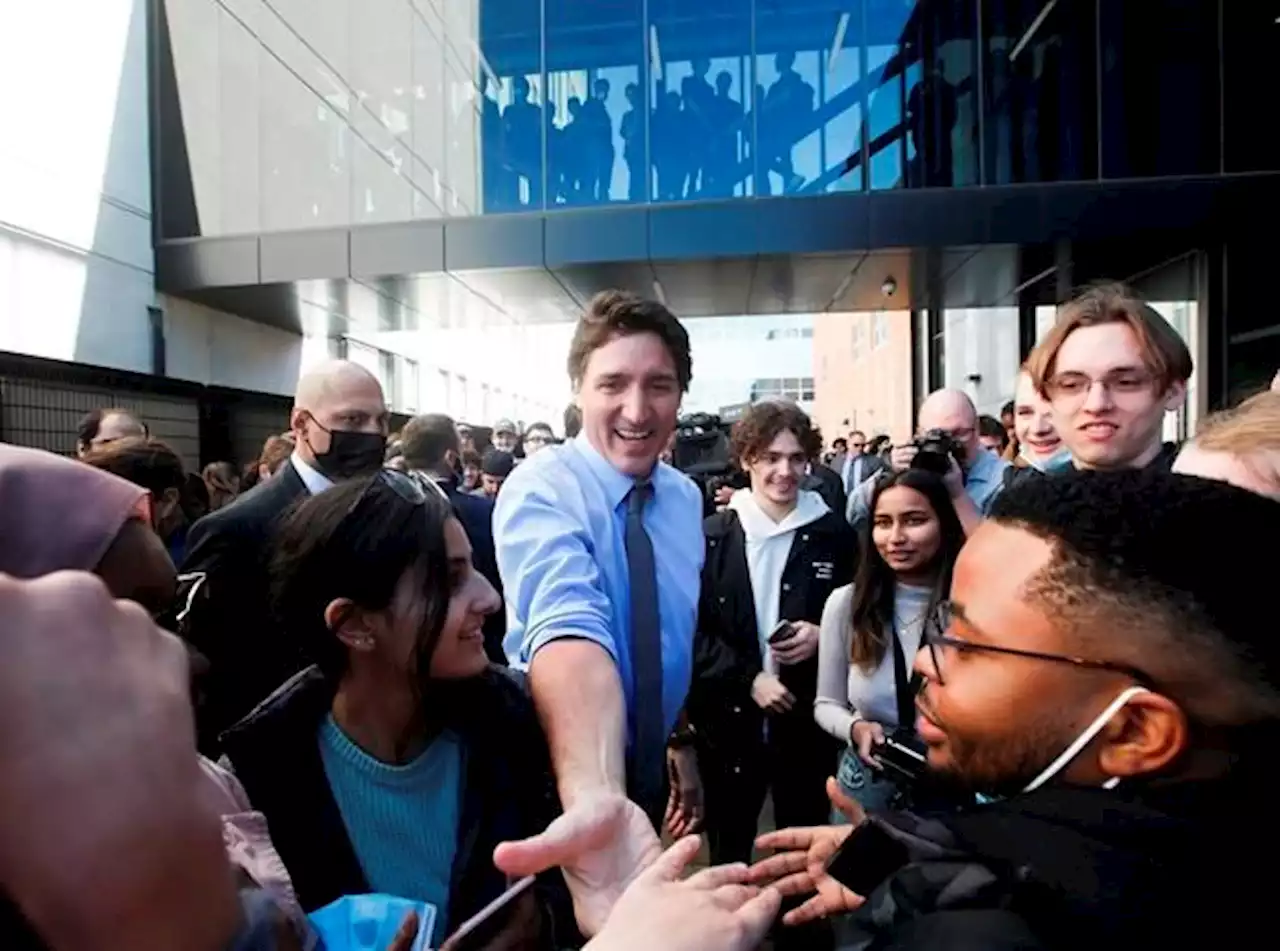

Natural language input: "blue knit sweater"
[318,715,462,943]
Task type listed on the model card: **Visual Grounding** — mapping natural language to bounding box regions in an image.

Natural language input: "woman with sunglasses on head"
[219,469,570,950]
[814,469,965,813]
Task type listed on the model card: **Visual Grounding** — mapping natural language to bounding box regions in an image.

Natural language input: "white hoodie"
[727,487,831,673]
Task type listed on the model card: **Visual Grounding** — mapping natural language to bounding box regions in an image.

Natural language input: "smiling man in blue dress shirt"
[490,290,704,936]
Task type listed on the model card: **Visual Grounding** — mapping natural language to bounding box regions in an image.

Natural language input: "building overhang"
[155,176,1278,335]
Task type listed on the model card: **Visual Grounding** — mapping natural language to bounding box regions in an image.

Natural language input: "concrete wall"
[0,0,311,398]
[942,307,1021,419]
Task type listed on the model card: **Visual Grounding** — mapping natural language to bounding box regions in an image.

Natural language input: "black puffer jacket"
[835,775,1270,951]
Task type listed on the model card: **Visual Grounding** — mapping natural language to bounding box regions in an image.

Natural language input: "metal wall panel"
[227,403,291,472]
[0,376,201,471]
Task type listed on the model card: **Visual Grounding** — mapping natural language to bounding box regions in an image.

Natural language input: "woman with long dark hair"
[814,468,965,811]
[220,469,569,949]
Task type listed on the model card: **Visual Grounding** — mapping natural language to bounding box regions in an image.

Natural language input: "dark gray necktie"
[625,479,665,817]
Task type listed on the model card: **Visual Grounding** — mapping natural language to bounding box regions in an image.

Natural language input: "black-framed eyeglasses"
[921,600,1152,687]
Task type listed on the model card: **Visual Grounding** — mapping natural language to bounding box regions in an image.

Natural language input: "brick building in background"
[812,311,914,452]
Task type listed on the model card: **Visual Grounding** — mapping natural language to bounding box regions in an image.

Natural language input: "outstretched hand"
[493,792,663,936]
[585,836,780,951]
[747,778,866,926]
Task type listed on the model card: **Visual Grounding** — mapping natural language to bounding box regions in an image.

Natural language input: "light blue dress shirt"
[494,433,705,745]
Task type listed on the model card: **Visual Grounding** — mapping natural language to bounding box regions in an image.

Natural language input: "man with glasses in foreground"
[750,469,1279,950]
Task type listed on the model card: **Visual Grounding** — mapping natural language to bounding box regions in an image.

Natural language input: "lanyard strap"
[889,613,924,729]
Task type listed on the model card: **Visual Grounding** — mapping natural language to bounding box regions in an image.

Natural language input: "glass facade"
[159,0,1252,237]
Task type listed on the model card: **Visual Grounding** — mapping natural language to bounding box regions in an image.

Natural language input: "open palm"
[750,824,862,925]
[748,778,867,925]
[494,792,663,935]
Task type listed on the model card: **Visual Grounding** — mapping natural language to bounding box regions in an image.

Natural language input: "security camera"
[881,276,898,297]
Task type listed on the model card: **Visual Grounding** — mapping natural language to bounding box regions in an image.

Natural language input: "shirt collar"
[573,432,652,510]
[290,451,334,495]
[965,447,1002,484]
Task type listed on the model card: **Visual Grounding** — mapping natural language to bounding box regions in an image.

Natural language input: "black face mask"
[308,421,387,479]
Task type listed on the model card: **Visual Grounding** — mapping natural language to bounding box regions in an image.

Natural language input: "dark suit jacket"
[804,462,848,517]
[436,475,507,664]
[831,451,885,492]
[181,460,310,749]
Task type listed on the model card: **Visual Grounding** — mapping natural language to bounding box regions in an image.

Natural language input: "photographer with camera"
[846,390,1009,536]
[815,469,965,814]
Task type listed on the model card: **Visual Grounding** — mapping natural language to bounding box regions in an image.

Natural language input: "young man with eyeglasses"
[749,469,1279,950]
[1026,283,1192,473]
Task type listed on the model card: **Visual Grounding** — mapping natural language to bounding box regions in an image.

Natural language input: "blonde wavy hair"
[1191,390,1280,497]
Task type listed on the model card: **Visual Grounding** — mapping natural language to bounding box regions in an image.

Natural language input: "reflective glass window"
[546,0,645,207]
[163,0,221,238]
[252,0,352,231]
[411,7,449,219]
[1099,0,1219,179]
[981,0,1098,184]
[650,0,753,201]
[1222,3,1280,173]
[477,0,543,212]
[445,52,483,217]
[865,0,977,190]
[755,0,872,196]
[349,0,414,224]
[219,2,261,235]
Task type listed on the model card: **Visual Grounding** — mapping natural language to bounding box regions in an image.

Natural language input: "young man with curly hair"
[687,400,857,881]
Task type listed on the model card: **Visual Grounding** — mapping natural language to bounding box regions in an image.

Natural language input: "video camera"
[672,413,732,477]
[672,413,737,515]
[910,429,964,475]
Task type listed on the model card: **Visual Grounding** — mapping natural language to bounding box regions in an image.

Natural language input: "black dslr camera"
[910,429,964,475]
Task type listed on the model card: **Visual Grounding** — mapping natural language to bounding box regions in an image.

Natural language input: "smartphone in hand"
[767,620,795,645]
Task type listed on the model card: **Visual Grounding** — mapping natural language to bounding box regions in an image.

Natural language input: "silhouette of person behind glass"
[502,76,542,207]
[580,78,615,203]
[750,83,771,195]
[763,52,813,194]
[481,74,509,211]
[652,89,688,201]
[620,83,645,202]
[705,71,742,197]
[906,62,957,188]
[545,103,566,204]
[562,97,586,203]
[681,59,716,198]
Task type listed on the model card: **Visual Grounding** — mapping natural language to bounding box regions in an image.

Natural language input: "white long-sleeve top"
[813,582,934,742]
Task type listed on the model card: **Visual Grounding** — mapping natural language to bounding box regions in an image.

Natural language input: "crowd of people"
[1,283,1279,951]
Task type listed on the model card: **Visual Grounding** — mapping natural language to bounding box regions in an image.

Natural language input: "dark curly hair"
[730,401,823,466]
[991,468,1280,725]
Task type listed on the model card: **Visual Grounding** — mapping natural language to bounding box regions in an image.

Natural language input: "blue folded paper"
[308,894,437,951]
